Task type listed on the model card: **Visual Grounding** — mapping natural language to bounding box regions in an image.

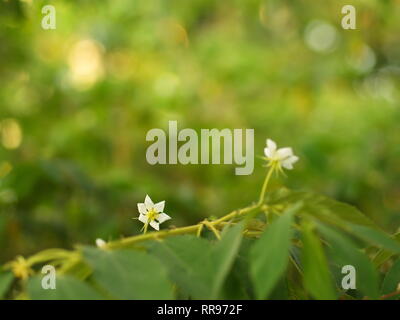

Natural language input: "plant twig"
[380,290,400,300]
[202,220,221,240]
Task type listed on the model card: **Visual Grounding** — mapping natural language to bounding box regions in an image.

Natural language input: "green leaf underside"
[27,275,104,300]
[318,224,380,299]
[301,223,337,300]
[249,204,299,299]
[82,247,173,299]
[381,259,400,300]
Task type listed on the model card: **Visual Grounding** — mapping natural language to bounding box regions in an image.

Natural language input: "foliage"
[2,180,400,299]
[0,0,399,300]
[1,0,400,263]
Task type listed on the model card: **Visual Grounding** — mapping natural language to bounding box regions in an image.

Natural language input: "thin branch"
[380,290,400,300]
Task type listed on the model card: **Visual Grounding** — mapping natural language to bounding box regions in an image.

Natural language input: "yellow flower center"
[10,256,32,280]
[147,208,159,222]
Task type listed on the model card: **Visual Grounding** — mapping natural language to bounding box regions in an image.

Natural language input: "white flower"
[96,238,107,249]
[137,195,171,231]
[264,139,299,170]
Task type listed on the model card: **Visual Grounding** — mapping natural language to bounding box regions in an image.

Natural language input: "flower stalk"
[257,165,275,206]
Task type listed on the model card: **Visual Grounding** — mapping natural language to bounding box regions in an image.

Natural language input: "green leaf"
[249,204,298,299]
[318,224,380,299]
[150,235,213,299]
[348,225,400,254]
[269,278,289,300]
[266,189,378,230]
[301,222,337,300]
[220,238,254,300]
[372,232,400,267]
[314,198,377,229]
[82,247,173,299]
[151,225,243,299]
[27,275,104,300]
[381,259,400,300]
[0,272,14,299]
[209,223,243,298]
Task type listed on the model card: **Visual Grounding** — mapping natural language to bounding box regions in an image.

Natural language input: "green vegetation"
[0,0,399,300]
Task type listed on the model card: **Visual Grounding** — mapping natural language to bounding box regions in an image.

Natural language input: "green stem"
[106,224,200,249]
[143,222,148,234]
[257,165,274,206]
[106,204,259,249]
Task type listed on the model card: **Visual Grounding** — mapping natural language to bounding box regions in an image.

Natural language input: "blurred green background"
[1,0,399,262]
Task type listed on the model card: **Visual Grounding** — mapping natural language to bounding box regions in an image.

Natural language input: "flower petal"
[266,139,277,152]
[144,195,154,210]
[288,155,299,164]
[149,220,159,230]
[264,147,273,158]
[154,201,165,213]
[282,155,298,169]
[137,203,147,215]
[138,213,148,224]
[281,161,293,170]
[157,213,171,224]
[276,147,293,159]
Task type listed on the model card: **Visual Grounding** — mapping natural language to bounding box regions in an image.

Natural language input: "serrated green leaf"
[301,222,337,300]
[318,224,380,299]
[381,259,400,300]
[249,204,298,299]
[82,247,173,299]
[0,272,13,299]
[27,275,104,300]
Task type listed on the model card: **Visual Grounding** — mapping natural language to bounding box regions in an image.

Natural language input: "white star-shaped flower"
[137,195,171,231]
[264,139,299,170]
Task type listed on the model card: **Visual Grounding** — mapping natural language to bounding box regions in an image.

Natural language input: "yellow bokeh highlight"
[0,161,12,178]
[1,119,23,149]
[68,39,105,90]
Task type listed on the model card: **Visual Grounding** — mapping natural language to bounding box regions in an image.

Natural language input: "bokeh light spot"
[1,119,23,149]
[304,21,338,53]
[67,39,105,90]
